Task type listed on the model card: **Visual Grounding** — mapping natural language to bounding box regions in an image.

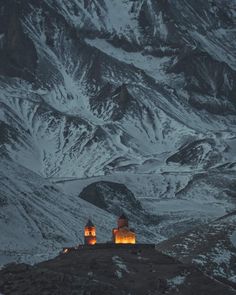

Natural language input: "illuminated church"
[112,214,136,244]
[84,214,136,245]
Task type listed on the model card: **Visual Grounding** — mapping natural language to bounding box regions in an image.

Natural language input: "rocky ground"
[0,245,236,295]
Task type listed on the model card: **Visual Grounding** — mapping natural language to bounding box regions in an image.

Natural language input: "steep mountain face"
[1,0,236,177]
[157,212,236,289]
[0,0,236,283]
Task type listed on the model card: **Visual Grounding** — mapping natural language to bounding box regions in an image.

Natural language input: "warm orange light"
[115,236,136,244]
[87,237,96,245]
[84,226,97,245]
[113,228,136,244]
[84,226,96,237]
[63,248,69,254]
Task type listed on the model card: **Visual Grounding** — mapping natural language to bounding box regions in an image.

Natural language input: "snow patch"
[167,275,186,288]
[112,255,130,279]
[192,257,206,266]
[85,38,170,83]
[212,248,232,264]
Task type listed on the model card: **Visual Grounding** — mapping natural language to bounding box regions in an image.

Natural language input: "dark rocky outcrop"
[169,48,236,114]
[166,139,219,168]
[79,181,163,234]
[0,245,235,295]
[0,1,38,81]
[90,84,133,121]
[79,181,142,215]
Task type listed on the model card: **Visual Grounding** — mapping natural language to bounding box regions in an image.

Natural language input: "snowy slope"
[0,0,235,178]
[0,158,164,266]
[55,169,236,238]
[157,211,236,288]
[0,158,117,265]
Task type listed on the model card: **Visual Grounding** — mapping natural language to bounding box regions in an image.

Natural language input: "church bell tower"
[84,219,96,245]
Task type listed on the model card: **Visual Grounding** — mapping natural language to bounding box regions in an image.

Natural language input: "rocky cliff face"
[0,0,236,289]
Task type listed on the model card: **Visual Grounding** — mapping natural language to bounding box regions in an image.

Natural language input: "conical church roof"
[85,219,95,227]
[119,213,128,220]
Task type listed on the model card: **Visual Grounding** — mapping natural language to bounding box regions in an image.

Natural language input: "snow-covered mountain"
[0,0,236,286]
[1,0,236,177]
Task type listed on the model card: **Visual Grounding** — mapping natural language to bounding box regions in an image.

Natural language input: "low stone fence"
[61,243,156,254]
